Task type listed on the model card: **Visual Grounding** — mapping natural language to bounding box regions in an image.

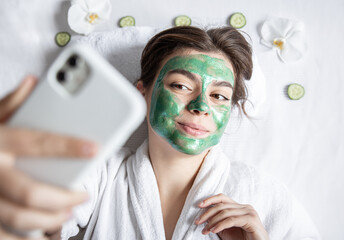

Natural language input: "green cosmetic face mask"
[149,54,234,155]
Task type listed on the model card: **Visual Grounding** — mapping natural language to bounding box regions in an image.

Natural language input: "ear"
[136,80,145,96]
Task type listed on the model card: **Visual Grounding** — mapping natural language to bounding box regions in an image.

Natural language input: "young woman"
[0,26,320,240]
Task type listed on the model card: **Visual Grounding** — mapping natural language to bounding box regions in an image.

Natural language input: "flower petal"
[278,41,305,63]
[285,21,304,39]
[288,31,307,51]
[71,0,88,11]
[98,0,112,20]
[260,38,274,48]
[261,17,307,63]
[260,17,303,46]
[88,0,112,20]
[85,0,101,9]
[261,18,287,43]
[279,30,307,63]
[68,4,95,35]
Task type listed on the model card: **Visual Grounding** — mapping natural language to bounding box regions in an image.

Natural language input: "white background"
[1,0,343,239]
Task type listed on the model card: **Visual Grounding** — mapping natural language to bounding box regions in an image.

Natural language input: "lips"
[177,122,209,137]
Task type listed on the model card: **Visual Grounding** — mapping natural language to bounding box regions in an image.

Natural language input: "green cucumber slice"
[119,16,135,27]
[55,32,71,47]
[175,15,192,26]
[229,12,246,29]
[287,83,305,100]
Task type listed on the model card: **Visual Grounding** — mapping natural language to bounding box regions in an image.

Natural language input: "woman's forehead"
[159,51,234,86]
[161,49,234,73]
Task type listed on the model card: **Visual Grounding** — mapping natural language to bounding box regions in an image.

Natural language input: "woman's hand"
[0,76,97,239]
[194,193,269,240]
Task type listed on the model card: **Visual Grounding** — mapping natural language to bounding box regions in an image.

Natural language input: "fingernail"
[82,142,98,157]
[210,227,216,232]
[23,75,38,87]
[65,210,74,220]
[195,217,200,224]
[199,201,204,207]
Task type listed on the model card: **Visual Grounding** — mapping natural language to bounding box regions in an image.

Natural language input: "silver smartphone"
[8,44,146,190]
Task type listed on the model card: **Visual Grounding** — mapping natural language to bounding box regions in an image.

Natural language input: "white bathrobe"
[61,140,321,240]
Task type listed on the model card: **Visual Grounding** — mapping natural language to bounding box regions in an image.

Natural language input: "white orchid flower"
[68,0,112,35]
[260,17,307,63]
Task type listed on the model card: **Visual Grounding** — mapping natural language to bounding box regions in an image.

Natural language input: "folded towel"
[72,27,160,85]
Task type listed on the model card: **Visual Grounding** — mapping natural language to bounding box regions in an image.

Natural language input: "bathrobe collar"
[126,139,231,240]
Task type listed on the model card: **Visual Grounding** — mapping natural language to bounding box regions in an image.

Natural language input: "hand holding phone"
[8,44,146,190]
[0,76,91,239]
[0,44,146,238]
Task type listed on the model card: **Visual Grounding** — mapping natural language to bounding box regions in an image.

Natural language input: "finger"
[44,228,61,239]
[0,126,98,158]
[195,202,243,225]
[0,76,38,123]
[0,226,47,240]
[0,151,15,167]
[202,208,250,234]
[203,215,250,235]
[0,167,88,211]
[0,197,71,231]
[198,193,236,208]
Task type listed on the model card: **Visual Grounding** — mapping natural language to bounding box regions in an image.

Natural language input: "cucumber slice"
[55,32,71,47]
[229,12,246,29]
[287,83,305,100]
[175,15,192,26]
[119,16,135,27]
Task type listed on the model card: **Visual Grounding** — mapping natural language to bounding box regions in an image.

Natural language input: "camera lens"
[56,70,66,83]
[67,54,79,68]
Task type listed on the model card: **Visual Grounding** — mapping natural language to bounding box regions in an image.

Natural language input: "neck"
[148,128,209,197]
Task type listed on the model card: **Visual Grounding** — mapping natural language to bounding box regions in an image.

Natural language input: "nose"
[187,95,211,115]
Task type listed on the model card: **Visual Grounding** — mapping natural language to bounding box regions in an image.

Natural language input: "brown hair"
[139,26,253,117]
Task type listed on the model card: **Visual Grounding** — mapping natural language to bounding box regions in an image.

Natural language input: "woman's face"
[144,50,235,155]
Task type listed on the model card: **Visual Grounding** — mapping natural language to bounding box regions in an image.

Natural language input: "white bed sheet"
[1,0,343,239]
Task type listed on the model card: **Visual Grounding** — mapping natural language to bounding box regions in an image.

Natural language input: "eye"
[210,93,230,101]
[170,83,191,91]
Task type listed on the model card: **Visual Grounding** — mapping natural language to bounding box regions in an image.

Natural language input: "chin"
[169,136,215,156]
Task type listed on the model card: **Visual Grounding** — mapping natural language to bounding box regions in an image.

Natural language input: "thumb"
[0,75,38,123]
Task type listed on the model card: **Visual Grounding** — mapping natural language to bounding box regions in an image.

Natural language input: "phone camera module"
[55,53,89,95]
[56,71,66,83]
[67,54,80,68]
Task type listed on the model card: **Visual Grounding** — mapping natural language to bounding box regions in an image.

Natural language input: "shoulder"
[225,161,321,239]
[80,146,135,192]
[225,161,285,196]
[106,147,134,168]
[61,147,136,239]
[225,161,291,236]
[225,161,292,217]
[97,146,135,183]
[226,161,289,194]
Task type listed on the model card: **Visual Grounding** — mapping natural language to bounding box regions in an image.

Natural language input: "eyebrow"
[167,69,233,89]
[211,80,233,89]
[167,69,199,82]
